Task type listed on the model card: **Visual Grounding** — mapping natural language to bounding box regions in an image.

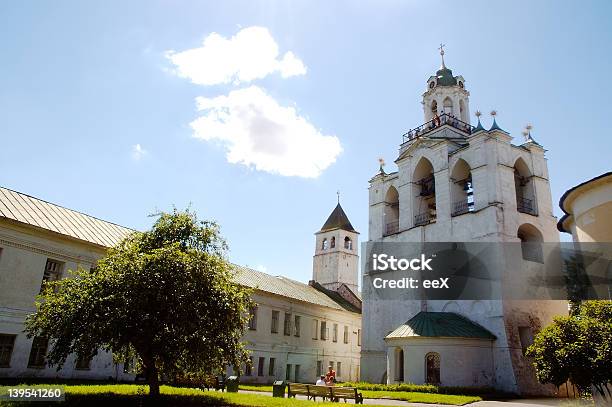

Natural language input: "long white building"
[0,187,362,383]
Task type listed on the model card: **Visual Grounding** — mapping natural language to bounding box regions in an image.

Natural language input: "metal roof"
[233,265,360,313]
[319,203,357,233]
[385,311,496,340]
[0,187,134,248]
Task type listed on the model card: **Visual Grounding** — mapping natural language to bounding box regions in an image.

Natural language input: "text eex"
[372,253,433,271]
[372,277,449,289]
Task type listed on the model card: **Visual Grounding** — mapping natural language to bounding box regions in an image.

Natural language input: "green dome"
[435,67,457,86]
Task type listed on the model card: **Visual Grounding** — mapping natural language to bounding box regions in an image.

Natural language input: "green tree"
[25,209,252,397]
[527,300,612,399]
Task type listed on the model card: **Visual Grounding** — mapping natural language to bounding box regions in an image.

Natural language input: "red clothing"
[325,369,336,384]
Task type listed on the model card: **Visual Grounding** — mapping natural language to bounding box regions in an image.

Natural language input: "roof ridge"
[0,186,135,233]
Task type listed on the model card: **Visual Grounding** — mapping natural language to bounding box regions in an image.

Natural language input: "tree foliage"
[526,300,612,399]
[25,209,252,397]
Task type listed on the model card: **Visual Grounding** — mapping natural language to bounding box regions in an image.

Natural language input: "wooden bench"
[287,383,331,401]
[330,386,363,404]
[287,383,363,403]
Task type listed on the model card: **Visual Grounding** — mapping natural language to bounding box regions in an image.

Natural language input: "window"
[294,315,301,337]
[514,158,537,216]
[312,320,318,340]
[258,357,265,376]
[245,357,253,376]
[40,259,63,292]
[343,326,349,344]
[518,327,534,355]
[316,360,323,376]
[0,334,16,367]
[333,324,338,342]
[268,358,275,376]
[518,224,544,263]
[285,364,292,381]
[395,348,404,381]
[357,329,361,346]
[450,159,474,216]
[283,313,292,336]
[425,352,440,384]
[336,362,342,377]
[383,186,400,236]
[412,158,436,227]
[344,237,352,250]
[27,336,48,368]
[294,364,301,382]
[271,310,279,333]
[248,305,258,330]
[75,354,92,370]
[320,321,327,340]
[321,239,328,250]
[330,237,335,248]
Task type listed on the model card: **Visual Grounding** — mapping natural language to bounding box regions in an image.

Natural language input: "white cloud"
[166,26,307,86]
[191,86,342,178]
[131,144,147,160]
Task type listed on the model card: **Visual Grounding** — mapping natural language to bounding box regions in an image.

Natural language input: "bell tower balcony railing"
[517,197,536,215]
[401,113,475,144]
[384,221,399,236]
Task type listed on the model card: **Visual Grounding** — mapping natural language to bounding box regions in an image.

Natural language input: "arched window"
[425,352,440,384]
[344,236,352,250]
[514,158,537,215]
[330,236,335,249]
[322,238,328,250]
[413,158,436,226]
[443,97,453,115]
[395,348,404,382]
[518,224,544,263]
[430,100,438,120]
[450,159,474,216]
[459,99,466,122]
[383,187,399,236]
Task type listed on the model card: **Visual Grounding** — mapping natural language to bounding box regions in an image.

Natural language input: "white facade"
[361,55,567,396]
[235,289,361,383]
[0,188,362,384]
[0,218,133,380]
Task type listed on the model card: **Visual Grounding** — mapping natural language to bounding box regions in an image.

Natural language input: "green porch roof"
[385,311,496,340]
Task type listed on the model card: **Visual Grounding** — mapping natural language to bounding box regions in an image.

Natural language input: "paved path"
[238,390,570,406]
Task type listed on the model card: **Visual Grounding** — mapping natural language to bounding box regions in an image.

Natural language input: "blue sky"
[1,1,610,283]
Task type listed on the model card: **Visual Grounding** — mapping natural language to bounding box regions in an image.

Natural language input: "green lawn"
[0,383,481,406]
[0,384,345,407]
[239,384,481,405]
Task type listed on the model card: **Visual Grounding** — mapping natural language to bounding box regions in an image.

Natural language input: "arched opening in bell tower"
[450,159,474,216]
[514,158,537,215]
[413,158,436,226]
[383,187,399,236]
[430,100,438,121]
[517,223,544,263]
[459,99,466,122]
[442,97,453,115]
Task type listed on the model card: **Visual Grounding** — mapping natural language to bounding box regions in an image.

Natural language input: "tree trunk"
[142,353,160,398]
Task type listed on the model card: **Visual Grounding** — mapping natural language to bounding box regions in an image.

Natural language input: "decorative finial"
[337,190,340,204]
[523,124,537,143]
[475,110,482,118]
[522,130,530,142]
[378,157,386,175]
[490,110,497,117]
[438,43,446,68]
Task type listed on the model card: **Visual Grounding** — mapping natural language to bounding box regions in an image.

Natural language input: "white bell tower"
[422,44,471,123]
[312,199,359,294]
